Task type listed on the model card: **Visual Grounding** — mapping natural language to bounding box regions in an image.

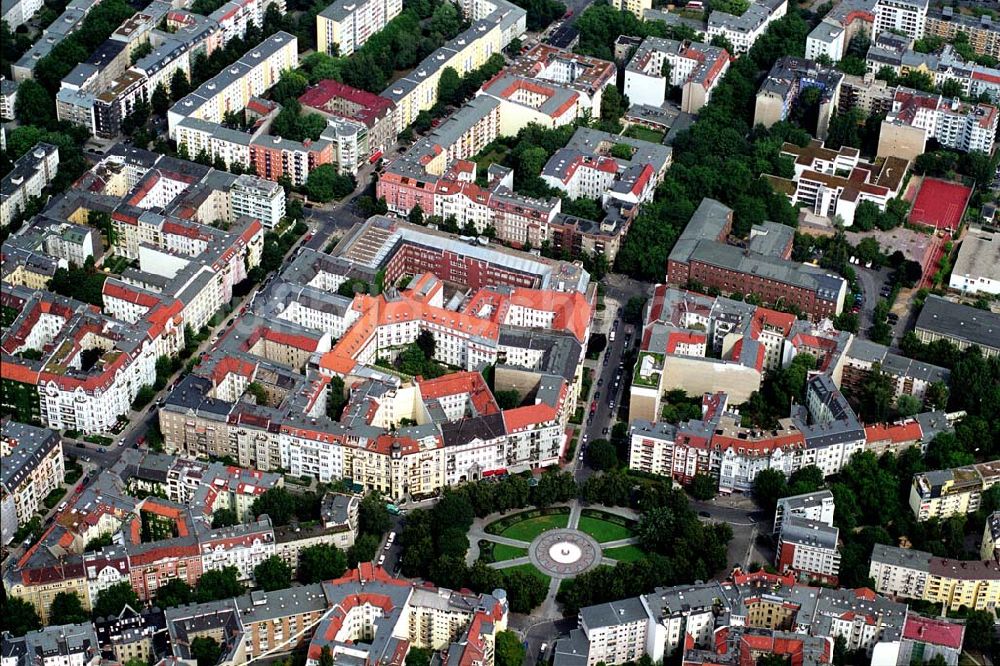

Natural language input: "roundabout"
[529,529,602,579]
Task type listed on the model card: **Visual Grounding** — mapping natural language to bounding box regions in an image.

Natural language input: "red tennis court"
[908,178,971,235]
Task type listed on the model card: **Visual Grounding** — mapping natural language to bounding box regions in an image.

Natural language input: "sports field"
[908,178,971,234]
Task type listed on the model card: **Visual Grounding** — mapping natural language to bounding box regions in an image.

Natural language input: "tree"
[347,533,380,565]
[599,85,626,124]
[437,66,462,107]
[151,82,170,115]
[191,636,222,666]
[406,647,432,666]
[415,329,436,359]
[211,507,239,528]
[250,487,298,525]
[688,473,717,500]
[895,394,921,417]
[1,596,42,637]
[788,465,824,496]
[586,439,618,471]
[170,69,191,101]
[195,566,244,602]
[271,69,309,103]
[318,646,335,666]
[92,581,140,619]
[963,610,997,653]
[408,204,425,227]
[623,296,646,325]
[753,468,788,515]
[15,80,55,128]
[924,381,949,411]
[358,492,391,536]
[155,578,193,608]
[495,631,526,666]
[857,363,895,422]
[306,165,354,202]
[254,555,292,591]
[494,389,521,409]
[246,381,268,406]
[298,544,347,583]
[49,592,88,625]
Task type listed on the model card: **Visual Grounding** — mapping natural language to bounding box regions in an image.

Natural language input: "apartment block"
[773,490,836,534]
[1,0,43,29]
[870,543,1000,611]
[0,77,17,120]
[924,7,1000,59]
[624,37,730,114]
[611,0,650,19]
[316,0,402,56]
[878,88,998,160]
[873,0,928,40]
[555,570,911,666]
[842,337,950,401]
[229,174,286,228]
[754,56,843,140]
[949,226,1000,296]
[765,140,908,228]
[914,295,1000,358]
[707,0,787,54]
[541,127,672,207]
[776,516,841,584]
[982,512,1000,561]
[1,142,59,228]
[0,623,101,666]
[666,199,848,319]
[805,0,876,62]
[909,461,1000,522]
[299,79,398,158]
[0,421,65,547]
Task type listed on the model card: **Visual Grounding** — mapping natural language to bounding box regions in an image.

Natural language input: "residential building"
[12,0,102,81]
[0,77,17,120]
[93,606,166,666]
[765,140,908,227]
[949,226,1000,296]
[914,295,1000,358]
[776,516,841,584]
[754,57,844,140]
[611,0,649,19]
[982,512,1000,561]
[555,569,911,666]
[229,174,286,228]
[873,0,927,40]
[1,143,59,228]
[842,337,950,401]
[383,0,526,132]
[924,7,1000,59]
[707,0,787,54]
[623,37,730,114]
[666,198,848,319]
[0,421,65,546]
[1,0,43,29]
[0,623,101,666]
[870,543,1000,611]
[909,461,1000,522]
[878,88,998,160]
[316,0,402,56]
[899,614,966,666]
[805,0,876,62]
[299,79,398,158]
[541,127,672,207]
[839,72,897,116]
[773,490,836,534]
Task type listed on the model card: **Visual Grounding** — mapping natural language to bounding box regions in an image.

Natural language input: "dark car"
[698,511,711,518]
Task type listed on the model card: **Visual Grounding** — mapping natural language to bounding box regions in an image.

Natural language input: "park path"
[466,501,642,618]
[567,503,582,529]
[491,556,532,569]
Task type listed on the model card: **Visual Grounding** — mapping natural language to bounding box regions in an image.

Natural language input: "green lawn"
[604,545,647,562]
[576,516,633,543]
[492,543,528,561]
[624,125,665,144]
[506,563,550,584]
[499,513,569,542]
